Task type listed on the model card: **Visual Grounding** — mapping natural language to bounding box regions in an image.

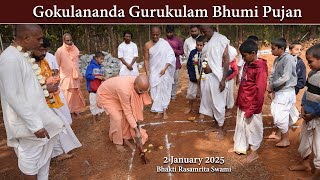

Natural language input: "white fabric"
[298,118,320,169]
[58,89,72,125]
[233,108,263,154]
[228,46,238,62]
[45,52,59,70]
[118,41,139,76]
[150,74,173,112]
[148,38,176,112]
[89,92,104,115]
[149,38,176,88]
[51,108,82,157]
[199,73,226,126]
[202,32,230,82]
[14,135,59,177]
[171,69,180,99]
[271,90,296,133]
[183,36,197,59]
[186,81,200,100]
[0,46,64,149]
[226,78,235,109]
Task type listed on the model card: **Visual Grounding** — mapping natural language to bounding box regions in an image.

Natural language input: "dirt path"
[0,52,313,180]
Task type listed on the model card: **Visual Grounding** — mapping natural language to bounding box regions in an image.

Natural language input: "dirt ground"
[0,50,315,180]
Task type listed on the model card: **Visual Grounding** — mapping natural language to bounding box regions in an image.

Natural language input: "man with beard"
[183,25,201,60]
[32,37,82,161]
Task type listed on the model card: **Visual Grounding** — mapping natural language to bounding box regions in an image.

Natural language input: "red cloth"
[236,58,268,118]
[227,60,239,81]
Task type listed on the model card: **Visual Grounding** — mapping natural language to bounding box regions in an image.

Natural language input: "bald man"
[55,33,85,119]
[0,25,64,179]
[96,75,151,151]
[144,26,176,119]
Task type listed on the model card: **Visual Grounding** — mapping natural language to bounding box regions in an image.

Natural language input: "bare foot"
[124,139,136,150]
[228,148,246,155]
[163,112,168,120]
[241,152,259,164]
[289,164,312,171]
[154,113,162,119]
[225,110,232,117]
[184,108,192,114]
[115,144,127,152]
[199,114,205,120]
[56,153,74,161]
[214,131,225,141]
[276,139,290,147]
[265,131,281,140]
[204,126,220,134]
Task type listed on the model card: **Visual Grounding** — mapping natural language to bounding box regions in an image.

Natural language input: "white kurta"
[183,36,197,60]
[199,32,229,126]
[149,38,176,112]
[45,52,59,70]
[0,46,64,175]
[118,41,139,76]
[233,108,263,154]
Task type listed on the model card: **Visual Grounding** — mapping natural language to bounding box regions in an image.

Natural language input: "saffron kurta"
[96,76,151,145]
[55,43,85,113]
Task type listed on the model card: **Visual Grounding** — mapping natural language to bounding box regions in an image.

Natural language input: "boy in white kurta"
[289,44,320,179]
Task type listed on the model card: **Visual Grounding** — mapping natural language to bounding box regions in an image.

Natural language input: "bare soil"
[0,50,313,180]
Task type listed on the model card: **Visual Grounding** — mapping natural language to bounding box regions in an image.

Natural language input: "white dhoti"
[89,92,104,115]
[298,118,320,169]
[199,73,226,126]
[51,108,82,157]
[14,135,59,180]
[233,108,263,154]
[149,38,176,113]
[59,89,72,125]
[271,90,296,133]
[171,69,180,99]
[150,74,173,112]
[186,81,200,100]
[226,79,235,109]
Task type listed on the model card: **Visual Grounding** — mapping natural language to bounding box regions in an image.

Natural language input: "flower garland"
[201,58,208,80]
[15,45,51,100]
[193,53,200,80]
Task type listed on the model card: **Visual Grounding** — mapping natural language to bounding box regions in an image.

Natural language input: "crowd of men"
[0,24,319,179]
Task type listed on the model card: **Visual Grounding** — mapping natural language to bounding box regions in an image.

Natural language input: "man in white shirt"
[43,37,73,125]
[0,25,64,180]
[118,31,139,76]
[183,25,200,59]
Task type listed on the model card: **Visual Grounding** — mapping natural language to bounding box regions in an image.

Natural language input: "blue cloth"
[187,49,201,83]
[85,59,103,92]
[302,71,320,116]
[295,56,307,94]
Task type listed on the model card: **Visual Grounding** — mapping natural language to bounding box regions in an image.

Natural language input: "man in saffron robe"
[55,33,85,118]
[96,75,151,152]
[144,26,176,119]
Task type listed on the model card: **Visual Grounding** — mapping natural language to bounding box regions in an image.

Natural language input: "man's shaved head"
[14,24,43,51]
[134,75,150,94]
[15,24,42,39]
